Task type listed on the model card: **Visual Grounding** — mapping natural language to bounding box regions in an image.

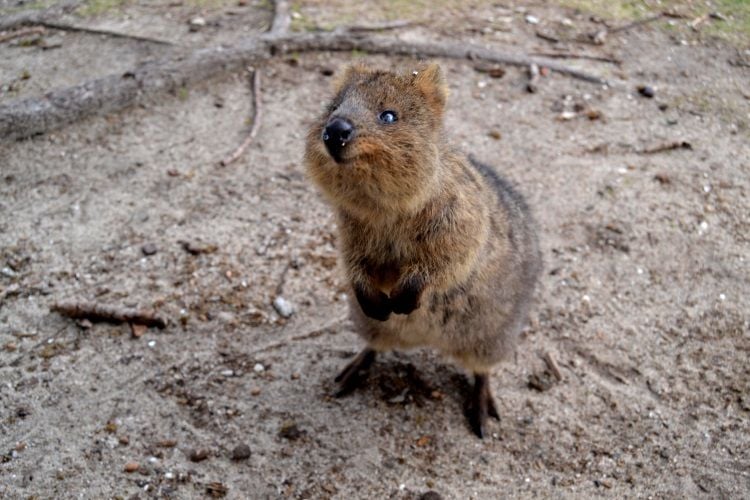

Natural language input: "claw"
[334,348,376,397]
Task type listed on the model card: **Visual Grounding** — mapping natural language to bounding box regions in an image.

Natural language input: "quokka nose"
[323,117,354,161]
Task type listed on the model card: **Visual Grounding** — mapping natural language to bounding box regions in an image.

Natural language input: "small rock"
[320,67,335,76]
[488,130,502,140]
[278,420,303,440]
[419,492,444,500]
[220,369,234,377]
[230,444,251,461]
[250,387,261,396]
[525,14,540,24]
[253,363,265,373]
[124,462,140,473]
[119,435,130,445]
[180,240,218,255]
[130,323,147,338]
[189,17,206,32]
[637,85,655,98]
[141,243,158,256]
[157,439,177,448]
[189,448,210,462]
[272,296,294,318]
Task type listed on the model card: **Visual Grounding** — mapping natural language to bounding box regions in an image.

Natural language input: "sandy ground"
[1,1,749,498]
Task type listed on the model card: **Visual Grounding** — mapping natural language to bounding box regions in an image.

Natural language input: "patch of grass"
[77,0,129,17]
[556,0,750,45]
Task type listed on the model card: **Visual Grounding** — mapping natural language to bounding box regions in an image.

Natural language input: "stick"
[220,69,262,166]
[638,140,692,154]
[269,0,290,35]
[535,31,560,43]
[38,21,174,45]
[0,26,46,44]
[51,301,168,328]
[543,351,563,381]
[343,20,417,33]
[0,32,609,141]
[530,52,621,65]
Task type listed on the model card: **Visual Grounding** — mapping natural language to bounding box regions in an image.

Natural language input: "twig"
[638,140,692,154]
[249,314,348,355]
[526,63,540,93]
[543,351,563,381]
[0,26,46,44]
[535,30,560,43]
[220,68,262,166]
[38,21,174,45]
[51,300,168,328]
[269,0,290,35]
[343,20,418,33]
[530,52,621,65]
[607,12,666,34]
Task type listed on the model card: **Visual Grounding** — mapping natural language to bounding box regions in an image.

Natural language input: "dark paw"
[465,373,500,439]
[390,274,425,315]
[354,284,392,321]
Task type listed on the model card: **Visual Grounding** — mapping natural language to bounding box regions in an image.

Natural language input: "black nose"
[323,118,354,162]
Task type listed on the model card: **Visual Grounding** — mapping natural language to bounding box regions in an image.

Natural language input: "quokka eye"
[378,110,398,124]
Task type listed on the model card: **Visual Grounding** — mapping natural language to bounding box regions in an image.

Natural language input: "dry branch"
[220,69,262,166]
[530,52,621,65]
[0,26,46,44]
[38,21,174,45]
[0,31,609,141]
[52,300,168,328]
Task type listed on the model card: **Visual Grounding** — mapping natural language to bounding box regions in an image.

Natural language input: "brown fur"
[304,63,541,434]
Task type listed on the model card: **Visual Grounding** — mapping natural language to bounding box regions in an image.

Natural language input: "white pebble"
[273,296,295,318]
[637,267,644,275]
[165,472,174,480]
[525,15,539,24]
[254,363,265,373]
[719,293,726,301]
[703,185,711,193]
[221,369,234,377]
[148,340,156,348]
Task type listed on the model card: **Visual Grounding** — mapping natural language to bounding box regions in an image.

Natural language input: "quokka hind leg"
[334,348,376,397]
[466,373,500,439]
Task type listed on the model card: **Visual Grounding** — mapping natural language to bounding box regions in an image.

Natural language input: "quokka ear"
[411,63,449,112]
[333,63,370,93]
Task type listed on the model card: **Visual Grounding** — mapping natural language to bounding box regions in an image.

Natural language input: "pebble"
[124,462,140,473]
[278,420,303,440]
[221,369,234,377]
[419,492,444,500]
[525,14,540,24]
[637,85,655,98]
[231,444,251,461]
[141,243,158,256]
[189,448,210,462]
[272,296,295,318]
[253,363,265,373]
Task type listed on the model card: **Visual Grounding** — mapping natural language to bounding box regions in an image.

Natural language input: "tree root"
[0,4,610,141]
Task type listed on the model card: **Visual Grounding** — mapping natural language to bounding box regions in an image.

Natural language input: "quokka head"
[305,63,449,217]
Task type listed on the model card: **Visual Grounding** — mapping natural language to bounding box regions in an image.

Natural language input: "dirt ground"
[1,0,749,498]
